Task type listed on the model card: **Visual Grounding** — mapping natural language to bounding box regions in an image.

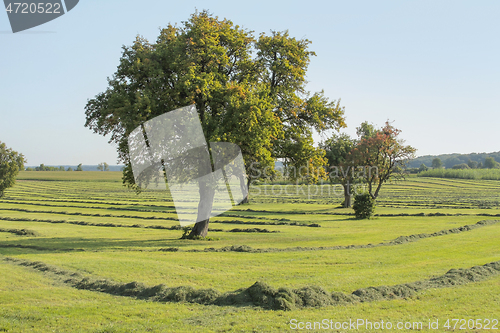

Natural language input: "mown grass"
[17,171,123,182]
[5,222,497,293]
[1,258,500,332]
[1,173,500,331]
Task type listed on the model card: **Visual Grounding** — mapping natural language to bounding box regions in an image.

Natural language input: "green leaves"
[353,193,376,219]
[84,11,346,190]
[0,141,26,197]
[350,121,417,199]
[322,121,416,201]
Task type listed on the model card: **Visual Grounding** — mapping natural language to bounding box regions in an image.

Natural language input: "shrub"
[353,193,375,219]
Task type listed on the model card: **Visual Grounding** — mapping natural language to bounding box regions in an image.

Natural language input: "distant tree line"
[97,162,109,171]
[409,152,500,169]
[423,157,499,171]
[25,163,84,171]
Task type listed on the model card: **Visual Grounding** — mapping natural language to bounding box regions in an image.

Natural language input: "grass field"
[1,171,499,332]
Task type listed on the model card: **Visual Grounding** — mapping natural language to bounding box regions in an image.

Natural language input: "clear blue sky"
[1,0,499,166]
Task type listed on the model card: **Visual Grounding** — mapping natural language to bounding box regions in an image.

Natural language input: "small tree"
[103,162,109,171]
[76,163,83,171]
[0,141,26,198]
[321,133,357,208]
[418,163,428,172]
[467,159,478,169]
[67,167,73,171]
[353,193,375,219]
[97,163,104,171]
[350,121,416,200]
[484,157,499,169]
[431,158,443,169]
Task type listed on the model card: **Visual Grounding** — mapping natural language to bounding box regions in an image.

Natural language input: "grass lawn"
[0,172,499,332]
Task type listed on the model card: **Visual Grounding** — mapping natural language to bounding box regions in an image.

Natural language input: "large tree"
[85,11,345,237]
[0,141,26,198]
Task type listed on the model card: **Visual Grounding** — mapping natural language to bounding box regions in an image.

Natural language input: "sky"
[1,0,499,166]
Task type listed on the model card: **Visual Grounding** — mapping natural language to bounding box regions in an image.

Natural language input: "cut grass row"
[0,214,492,252]
[5,256,500,311]
[2,257,498,332]
[3,220,499,293]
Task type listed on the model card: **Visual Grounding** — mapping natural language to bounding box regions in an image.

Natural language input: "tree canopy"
[84,11,346,237]
[97,162,109,171]
[350,121,416,199]
[321,133,357,207]
[0,141,26,198]
[323,121,416,205]
[432,158,443,169]
[484,157,500,169]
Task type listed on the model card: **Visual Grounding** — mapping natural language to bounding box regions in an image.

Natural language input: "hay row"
[0,200,176,214]
[5,257,500,311]
[212,220,320,227]
[0,198,176,210]
[167,220,500,253]
[0,228,38,236]
[0,217,276,236]
[0,207,177,221]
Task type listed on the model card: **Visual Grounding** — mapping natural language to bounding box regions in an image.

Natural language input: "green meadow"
[1,171,500,332]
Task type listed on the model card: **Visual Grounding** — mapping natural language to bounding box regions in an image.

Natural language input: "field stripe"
[1,218,496,254]
[4,256,500,310]
[0,207,178,221]
[172,220,500,253]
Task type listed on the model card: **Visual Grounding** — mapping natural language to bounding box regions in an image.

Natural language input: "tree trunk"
[240,177,251,204]
[343,183,352,208]
[188,219,210,238]
[188,176,215,238]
